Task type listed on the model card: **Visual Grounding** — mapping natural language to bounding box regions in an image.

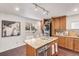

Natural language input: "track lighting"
[33,3,49,15]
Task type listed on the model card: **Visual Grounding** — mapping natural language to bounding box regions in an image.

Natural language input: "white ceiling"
[0,3,79,20]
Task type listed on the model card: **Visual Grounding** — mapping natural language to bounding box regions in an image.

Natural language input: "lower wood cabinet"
[58,37,66,47]
[74,39,79,52]
[65,37,74,50]
[58,36,79,52]
[58,37,74,50]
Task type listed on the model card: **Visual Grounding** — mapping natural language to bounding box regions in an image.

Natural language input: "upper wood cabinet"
[59,16,66,30]
[51,16,66,35]
[54,18,60,30]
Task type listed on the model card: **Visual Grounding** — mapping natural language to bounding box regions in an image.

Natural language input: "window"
[71,22,79,29]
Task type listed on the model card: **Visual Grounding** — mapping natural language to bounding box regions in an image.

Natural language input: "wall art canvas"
[31,24,37,33]
[25,23,31,31]
[25,23,37,33]
[2,20,20,37]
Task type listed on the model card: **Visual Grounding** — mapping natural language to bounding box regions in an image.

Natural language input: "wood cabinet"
[58,36,79,53]
[65,37,74,50]
[59,16,66,30]
[54,18,60,30]
[56,36,79,52]
[74,39,79,52]
[58,37,74,50]
[51,19,55,35]
[51,16,66,35]
[58,37,66,47]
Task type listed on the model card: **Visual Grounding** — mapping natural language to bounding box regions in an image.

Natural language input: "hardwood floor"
[0,45,79,56]
[58,47,79,56]
[0,45,26,56]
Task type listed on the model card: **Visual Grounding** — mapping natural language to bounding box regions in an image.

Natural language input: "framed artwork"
[25,23,37,33]
[31,24,37,33]
[25,23,31,31]
[2,20,20,37]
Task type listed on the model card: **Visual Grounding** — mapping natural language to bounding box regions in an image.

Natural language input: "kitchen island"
[24,37,58,56]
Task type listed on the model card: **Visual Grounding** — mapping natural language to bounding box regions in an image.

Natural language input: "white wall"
[0,13,40,53]
[66,14,79,29]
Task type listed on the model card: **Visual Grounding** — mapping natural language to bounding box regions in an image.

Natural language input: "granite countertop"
[24,37,58,49]
[60,36,79,38]
[53,35,79,39]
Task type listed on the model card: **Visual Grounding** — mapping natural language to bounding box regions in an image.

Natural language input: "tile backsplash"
[68,29,79,36]
[55,29,79,36]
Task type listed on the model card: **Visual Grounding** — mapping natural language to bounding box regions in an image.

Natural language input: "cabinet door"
[60,16,66,30]
[54,18,60,30]
[74,39,79,52]
[58,37,66,47]
[65,38,74,50]
[26,44,36,56]
[52,19,55,35]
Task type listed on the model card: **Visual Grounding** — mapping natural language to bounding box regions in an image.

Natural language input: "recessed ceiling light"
[15,7,20,11]
[73,8,78,11]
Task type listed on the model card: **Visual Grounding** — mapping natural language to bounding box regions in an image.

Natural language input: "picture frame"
[2,20,20,37]
[25,23,37,33]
